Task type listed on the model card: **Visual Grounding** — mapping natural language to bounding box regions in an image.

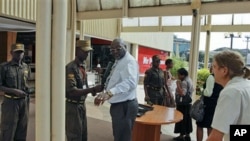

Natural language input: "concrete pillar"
[79,21,85,40]
[51,0,67,140]
[189,0,201,96]
[176,42,180,58]
[65,0,76,64]
[36,0,67,140]
[131,44,139,60]
[117,18,122,37]
[35,0,51,140]
[204,15,212,69]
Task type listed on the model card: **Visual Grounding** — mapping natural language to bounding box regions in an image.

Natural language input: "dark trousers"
[110,99,138,141]
[174,104,193,135]
[66,102,87,141]
[0,97,30,141]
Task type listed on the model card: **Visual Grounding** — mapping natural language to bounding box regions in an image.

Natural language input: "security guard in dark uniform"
[65,40,103,141]
[0,43,30,141]
[144,55,166,105]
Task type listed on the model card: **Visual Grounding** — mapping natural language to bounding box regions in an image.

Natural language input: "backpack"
[190,95,205,122]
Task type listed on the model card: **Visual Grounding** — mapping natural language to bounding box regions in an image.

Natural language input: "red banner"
[138,46,169,74]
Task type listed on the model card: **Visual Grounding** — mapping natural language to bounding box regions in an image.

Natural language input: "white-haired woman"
[207,50,250,141]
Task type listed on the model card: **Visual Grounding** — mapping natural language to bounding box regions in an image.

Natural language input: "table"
[132,105,183,141]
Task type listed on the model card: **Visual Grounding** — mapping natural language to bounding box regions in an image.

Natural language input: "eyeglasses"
[110,47,122,52]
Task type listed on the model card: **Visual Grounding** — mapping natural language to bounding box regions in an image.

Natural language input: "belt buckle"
[66,99,84,104]
[4,94,20,99]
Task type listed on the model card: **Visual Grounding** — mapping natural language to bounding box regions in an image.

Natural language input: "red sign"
[138,46,169,74]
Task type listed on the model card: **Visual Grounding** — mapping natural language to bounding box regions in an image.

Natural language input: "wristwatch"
[106,91,113,98]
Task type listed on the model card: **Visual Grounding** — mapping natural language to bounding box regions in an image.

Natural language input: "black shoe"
[184,136,191,141]
[173,136,184,141]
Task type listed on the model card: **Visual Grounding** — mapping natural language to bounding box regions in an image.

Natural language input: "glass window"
[139,17,159,26]
[182,16,192,26]
[234,13,250,25]
[162,16,181,26]
[211,14,232,25]
[122,18,139,27]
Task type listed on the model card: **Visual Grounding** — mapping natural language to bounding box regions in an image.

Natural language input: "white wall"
[121,32,173,52]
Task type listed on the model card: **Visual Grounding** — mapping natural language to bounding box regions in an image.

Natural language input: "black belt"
[4,94,26,99]
[66,98,84,104]
[111,98,136,105]
[148,86,162,91]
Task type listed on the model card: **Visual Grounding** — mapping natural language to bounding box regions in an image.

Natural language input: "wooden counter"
[132,105,183,141]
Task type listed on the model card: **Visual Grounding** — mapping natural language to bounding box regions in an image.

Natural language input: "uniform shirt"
[0,61,29,92]
[144,67,165,89]
[106,52,139,104]
[66,60,87,101]
[212,77,250,141]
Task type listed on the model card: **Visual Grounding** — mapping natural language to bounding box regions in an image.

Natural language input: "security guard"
[144,55,166,105]
[0,43,30,141]
[65,40,103,141]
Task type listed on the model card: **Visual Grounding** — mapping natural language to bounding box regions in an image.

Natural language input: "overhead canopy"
[0,17,35,32]
[77,0,250,20]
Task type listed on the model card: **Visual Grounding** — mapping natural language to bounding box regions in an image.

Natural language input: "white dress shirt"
[106,52,139,104]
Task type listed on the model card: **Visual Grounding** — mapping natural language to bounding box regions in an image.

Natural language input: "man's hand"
[94,92,110,106]
[13,89,27,97]
[91,85,104,96]
[144,95,150,102]
[93,85,104,93]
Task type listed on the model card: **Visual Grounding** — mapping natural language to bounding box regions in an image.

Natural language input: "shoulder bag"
[190,93,205,122]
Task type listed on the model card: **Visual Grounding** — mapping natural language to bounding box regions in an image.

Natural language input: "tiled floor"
[0,84,208,141]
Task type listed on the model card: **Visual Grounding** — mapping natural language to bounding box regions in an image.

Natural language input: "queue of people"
[1,38,250,141]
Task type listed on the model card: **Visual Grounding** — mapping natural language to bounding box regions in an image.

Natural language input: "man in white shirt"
[94,38,139,141]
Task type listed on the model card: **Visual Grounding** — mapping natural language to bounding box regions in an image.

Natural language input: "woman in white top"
[207,50,250,141]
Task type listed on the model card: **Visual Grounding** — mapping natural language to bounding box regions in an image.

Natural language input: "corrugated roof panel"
[129,0,159,7]
[77,0,100,12]
[161,0,190,5]
[101,0,122,10]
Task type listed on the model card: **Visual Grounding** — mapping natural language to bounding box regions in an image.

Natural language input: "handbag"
[190,94,205,122]
[175,92,192,105]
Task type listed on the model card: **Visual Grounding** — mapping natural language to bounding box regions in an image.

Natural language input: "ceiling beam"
[77,9,122,20]
[200,1,250,15]
[77,1,250,20]
[122,25,250,32]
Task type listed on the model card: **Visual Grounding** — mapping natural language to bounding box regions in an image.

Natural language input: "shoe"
[184,136,191,141]
[173,136,184,141]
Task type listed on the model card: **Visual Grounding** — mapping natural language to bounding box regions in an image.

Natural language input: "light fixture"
[224,32,242,49]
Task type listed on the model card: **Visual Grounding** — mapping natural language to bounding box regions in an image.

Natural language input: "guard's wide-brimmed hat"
[11,43,25,52]
[76,40,93,52]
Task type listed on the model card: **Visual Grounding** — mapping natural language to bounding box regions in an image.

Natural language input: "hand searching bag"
[175,80,192,105]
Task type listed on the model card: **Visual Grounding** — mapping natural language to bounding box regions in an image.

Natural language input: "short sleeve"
[181,80,188,95]
[212,88,241,134]
[144,69,150,85]
[66,67,77,93]
[0,64,4,86]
